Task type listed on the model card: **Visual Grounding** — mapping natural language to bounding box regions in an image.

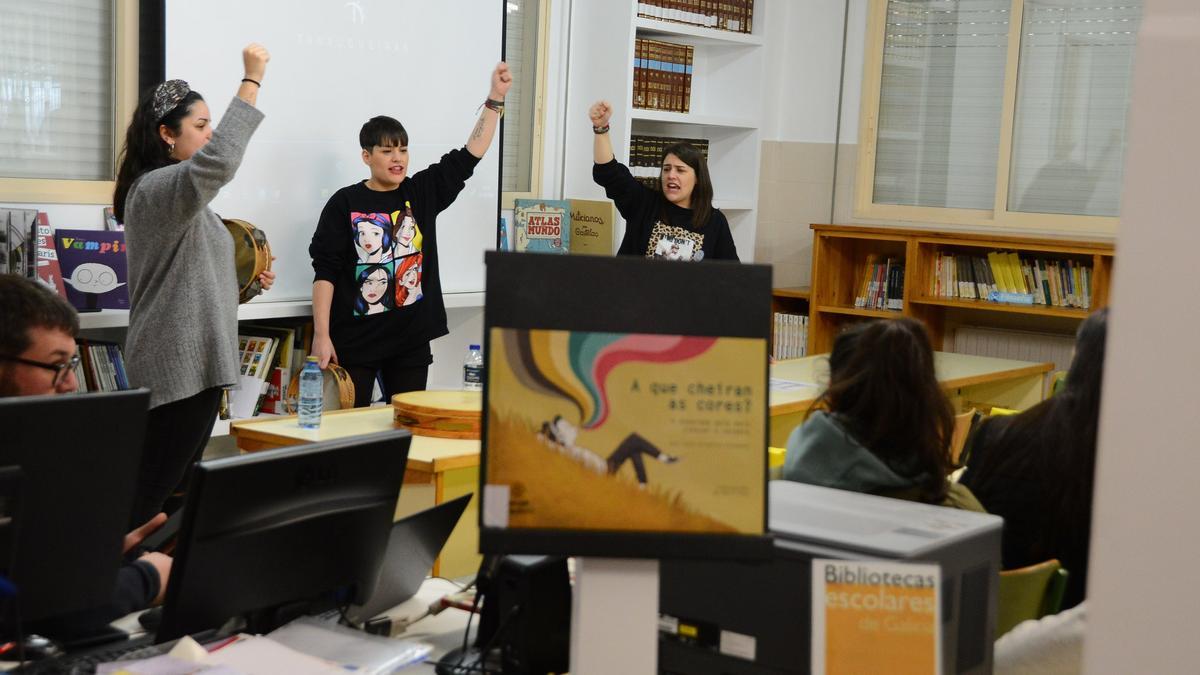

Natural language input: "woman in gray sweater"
[113,44,273,526]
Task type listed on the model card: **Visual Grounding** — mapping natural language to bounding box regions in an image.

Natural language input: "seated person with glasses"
[0,273,171,622]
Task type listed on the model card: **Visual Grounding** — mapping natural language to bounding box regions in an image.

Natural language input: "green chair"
[1050,370,1068,397]
[995,559,1070,638]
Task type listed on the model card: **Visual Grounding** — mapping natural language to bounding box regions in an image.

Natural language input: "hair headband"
[152,79,191,122]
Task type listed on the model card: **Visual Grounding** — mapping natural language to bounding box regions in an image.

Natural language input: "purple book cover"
[54,229,130,311]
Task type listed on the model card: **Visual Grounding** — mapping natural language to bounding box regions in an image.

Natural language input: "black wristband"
[593,125,610,134]
[241,77,261,87]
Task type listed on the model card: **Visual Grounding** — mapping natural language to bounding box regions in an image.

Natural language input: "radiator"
[951,326,1076,373]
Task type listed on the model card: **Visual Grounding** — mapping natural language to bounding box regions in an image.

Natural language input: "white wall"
[763,1,839,143]
[1084,1,1200,670]
[761,0,861,145]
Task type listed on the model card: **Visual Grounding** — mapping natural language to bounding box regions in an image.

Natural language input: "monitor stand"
[570,557,659,674]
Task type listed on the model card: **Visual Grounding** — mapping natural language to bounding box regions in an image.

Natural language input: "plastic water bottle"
[298,356,323,428]
[463,344,484,391]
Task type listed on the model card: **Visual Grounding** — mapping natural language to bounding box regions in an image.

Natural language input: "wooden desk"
[230,408,480,578]
[768,351,1052,446]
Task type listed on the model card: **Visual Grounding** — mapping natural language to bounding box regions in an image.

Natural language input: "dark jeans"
[606,433,664,485]
[343,356,429,408]
[129,387,223,528]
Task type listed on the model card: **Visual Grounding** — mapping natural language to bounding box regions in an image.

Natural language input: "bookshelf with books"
[564,1,767,258]
[807,224,1115,354]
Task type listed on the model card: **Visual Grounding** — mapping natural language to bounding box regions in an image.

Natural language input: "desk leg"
[434,465,481,580]
[960,373,1046,412]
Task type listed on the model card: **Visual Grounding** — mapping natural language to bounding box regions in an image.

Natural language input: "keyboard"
[12,630,217,674]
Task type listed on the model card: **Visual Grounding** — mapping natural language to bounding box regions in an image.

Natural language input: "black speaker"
[437,555,571,675]
[488,555,571,674]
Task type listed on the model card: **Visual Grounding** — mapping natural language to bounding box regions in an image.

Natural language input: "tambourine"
[392,390,482,439]
[223,218,272,303]
[285,363,355,413]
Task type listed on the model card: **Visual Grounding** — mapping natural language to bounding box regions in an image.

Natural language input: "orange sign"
[812,560,941,675]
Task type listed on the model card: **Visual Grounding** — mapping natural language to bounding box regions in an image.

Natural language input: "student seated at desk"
[782,318,983,511]
[0,274,171,623]
[960,309,1108,610]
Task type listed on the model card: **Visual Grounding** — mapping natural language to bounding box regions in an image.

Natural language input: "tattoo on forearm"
[471,117,486,141]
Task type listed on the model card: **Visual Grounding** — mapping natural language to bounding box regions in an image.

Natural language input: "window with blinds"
[1008,1,1142,217]
[874,0,1010,210]
[0,0,115,182]
[864,0,1143,226]
[503,0,543,196]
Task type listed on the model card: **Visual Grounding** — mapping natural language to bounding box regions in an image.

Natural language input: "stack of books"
[928,251,1092,309]
[854,255,905,311]
[637,0,755,34]
[633,38,694,113]
[773,312,808,360]
[73,340,130,392]
[629,134,710,189]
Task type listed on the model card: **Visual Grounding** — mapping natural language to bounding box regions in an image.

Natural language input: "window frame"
[855,0,1122,235]
[0,0,139,205]
[501,0,551,209]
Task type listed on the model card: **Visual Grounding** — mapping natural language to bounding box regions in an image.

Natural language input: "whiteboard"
[166,0,502,301]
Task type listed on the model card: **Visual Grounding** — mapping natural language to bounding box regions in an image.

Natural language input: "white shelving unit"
[564,1,767,259]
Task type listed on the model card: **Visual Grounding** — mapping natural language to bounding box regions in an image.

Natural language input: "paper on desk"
[769,378,820,393]
[269,616,434,673]
[207,635,345,674]
[96,654,241,674]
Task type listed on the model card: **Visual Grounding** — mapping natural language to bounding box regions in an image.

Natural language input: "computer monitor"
[0,389,148,631]
[658,481,1004,674]
[156,429,412,642]
[480,252,773,560]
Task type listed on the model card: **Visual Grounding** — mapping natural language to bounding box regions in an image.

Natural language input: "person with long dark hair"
[960,308,1108,609]
[588,101,737,261]
[782,318,982,510]
[114,44,274,526]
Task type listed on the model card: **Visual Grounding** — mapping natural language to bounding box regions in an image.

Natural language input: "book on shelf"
[637,0,755,34]
[567,199,615,256]
[54,229,130,311]
[927,250,1092,309]
[240,324,299,415]
[513,199,571,254]
[0,208,36,277]
[31,212,67,297]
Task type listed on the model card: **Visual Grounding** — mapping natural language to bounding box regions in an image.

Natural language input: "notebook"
[347,493,472,623]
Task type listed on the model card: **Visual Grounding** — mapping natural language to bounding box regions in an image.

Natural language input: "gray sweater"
[124,97,264,409]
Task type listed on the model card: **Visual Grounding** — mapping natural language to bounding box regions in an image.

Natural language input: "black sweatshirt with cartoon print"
[593,159,738,262]
[310,147,480,366]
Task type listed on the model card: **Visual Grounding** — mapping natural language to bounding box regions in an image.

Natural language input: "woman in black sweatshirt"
[588,100,738,261]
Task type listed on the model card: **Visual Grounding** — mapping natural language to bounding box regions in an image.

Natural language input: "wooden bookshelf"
[807,224,1115,353]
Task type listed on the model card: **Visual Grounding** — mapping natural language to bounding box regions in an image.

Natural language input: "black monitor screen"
[0,389,148,625]
[156,429,411,642]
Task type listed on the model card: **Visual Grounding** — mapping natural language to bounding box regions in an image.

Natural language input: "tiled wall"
[754,140,859,287]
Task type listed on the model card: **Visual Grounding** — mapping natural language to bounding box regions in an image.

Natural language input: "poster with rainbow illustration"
[482,327,767,535]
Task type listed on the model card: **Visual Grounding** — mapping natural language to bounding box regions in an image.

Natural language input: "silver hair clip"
[151,79,191,122]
